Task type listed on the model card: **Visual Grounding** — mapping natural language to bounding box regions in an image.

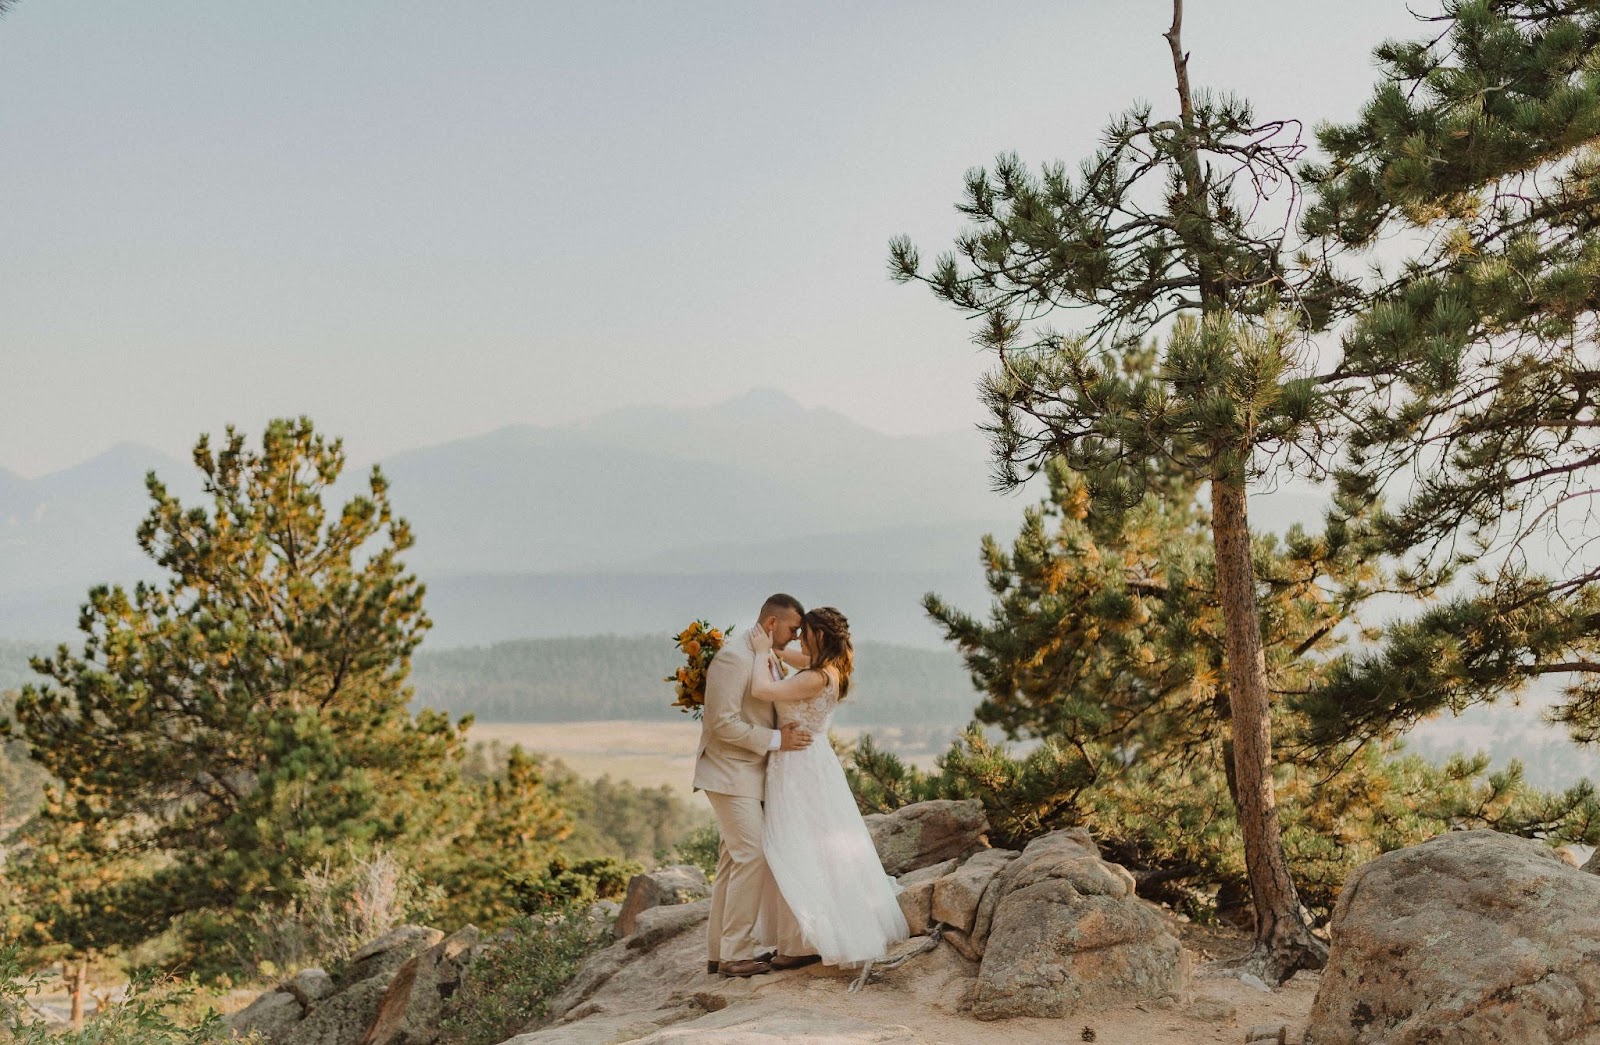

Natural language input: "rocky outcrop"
[865,800,989,876]
[968,828,1184,1020]
[358,926,481,1045]
[230,968,337,1042]
[545,900,713,1026]
[615,866,711,939]
[1305,829,1600,1044]
[226,926,445,1045]
[342,927,446,989]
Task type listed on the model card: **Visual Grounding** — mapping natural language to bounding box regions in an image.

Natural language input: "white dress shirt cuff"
[768,729,782,751]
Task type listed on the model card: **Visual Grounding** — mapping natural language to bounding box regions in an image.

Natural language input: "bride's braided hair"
[802,606,853,699]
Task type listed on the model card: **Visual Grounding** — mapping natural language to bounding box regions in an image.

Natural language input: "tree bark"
[1211,479,1328,982]
[69,957,88,1031]
[1164,0,1325,985]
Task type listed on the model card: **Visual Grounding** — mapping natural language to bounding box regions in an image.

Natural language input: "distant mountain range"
[0,389,1331,648]
[0,391,1027,646]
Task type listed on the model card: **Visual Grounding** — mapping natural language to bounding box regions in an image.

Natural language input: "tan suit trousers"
[704,790,801,962]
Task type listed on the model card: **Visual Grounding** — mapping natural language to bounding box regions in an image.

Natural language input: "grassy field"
[466,720,958,796]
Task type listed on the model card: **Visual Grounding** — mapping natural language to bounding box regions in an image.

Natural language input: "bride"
[746,607,910,967]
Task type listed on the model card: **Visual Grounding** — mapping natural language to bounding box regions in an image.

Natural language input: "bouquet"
[667,620,728,718]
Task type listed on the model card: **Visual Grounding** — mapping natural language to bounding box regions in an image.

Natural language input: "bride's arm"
[775,648,810,670]
[747,634,829,703]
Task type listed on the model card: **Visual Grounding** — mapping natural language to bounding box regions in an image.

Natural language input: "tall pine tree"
[891,0,1345,980]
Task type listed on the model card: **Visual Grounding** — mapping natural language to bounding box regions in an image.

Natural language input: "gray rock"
[226,968,338,1041]
[865,800,989,876]
[358,925,480,1045]
[291,975,393,1045]
[894,859,958,935]
[338,925,445,990]
[289,967,336,1004]
[931,849,1018,934]
[1305,829,1600,1044]
[228,989,305,1042]
[969,828,1185,1020]
[1247,1024,1289,1044]
[1584,846,1600,876]
[616,866,712,939]
[1190,992,1237,1021]
[625,899,711,952]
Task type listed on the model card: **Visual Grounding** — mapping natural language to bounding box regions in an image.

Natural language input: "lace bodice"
[776,673,839,734]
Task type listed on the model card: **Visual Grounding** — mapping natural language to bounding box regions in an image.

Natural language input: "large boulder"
[1304,829,1600,1044]
[865,800,989,876]
[969,828,1184,1020]
[616,866,712,939]
[358,925,481,1045]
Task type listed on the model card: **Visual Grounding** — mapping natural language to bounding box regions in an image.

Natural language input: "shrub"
[244,847,444,978]
[504,854,638,914]
[436,907,607,1045]
[674,822,719,880]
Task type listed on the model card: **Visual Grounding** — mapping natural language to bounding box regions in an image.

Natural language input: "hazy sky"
[2,0,1421,477]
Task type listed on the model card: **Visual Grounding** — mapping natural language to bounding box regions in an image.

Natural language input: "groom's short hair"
[760,593,804,620]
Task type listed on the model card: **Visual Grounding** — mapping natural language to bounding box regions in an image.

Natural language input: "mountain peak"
[714,387,806,413]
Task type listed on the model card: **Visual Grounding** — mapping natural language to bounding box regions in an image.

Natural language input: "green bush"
[504,854,639,914]
[436,908,607,1045]
[674,822,719,880]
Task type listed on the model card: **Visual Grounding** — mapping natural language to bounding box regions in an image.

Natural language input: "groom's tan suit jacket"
[693,633,778,801]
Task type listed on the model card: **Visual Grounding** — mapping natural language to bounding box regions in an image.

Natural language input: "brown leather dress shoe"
[770,953,822,971]
[719,957,773,978]
[706,960,719,975]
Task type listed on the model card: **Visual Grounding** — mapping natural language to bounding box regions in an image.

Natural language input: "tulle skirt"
[755,741,910,967]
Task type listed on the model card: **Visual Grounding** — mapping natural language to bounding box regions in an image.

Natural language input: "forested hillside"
[408,634,979,725]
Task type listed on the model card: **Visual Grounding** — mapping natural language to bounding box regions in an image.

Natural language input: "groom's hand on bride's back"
[779,722,813,751]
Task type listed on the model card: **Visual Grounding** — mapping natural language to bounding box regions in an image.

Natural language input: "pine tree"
[890,453,1600,919]
[1296,0,1600,747]
[2,419,460,969]
[890,0,1341,980]
[421,746,575,929]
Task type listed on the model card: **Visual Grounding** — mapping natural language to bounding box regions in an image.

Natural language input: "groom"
[693,592,814,978]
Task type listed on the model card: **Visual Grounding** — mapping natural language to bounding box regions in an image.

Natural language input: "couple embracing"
[692,593,910,978]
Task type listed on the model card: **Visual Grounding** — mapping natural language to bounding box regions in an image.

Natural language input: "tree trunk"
[1210,479,1328,983]
[69,957,88,1031]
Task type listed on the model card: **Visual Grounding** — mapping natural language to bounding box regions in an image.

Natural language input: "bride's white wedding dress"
[756,674,910,966]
